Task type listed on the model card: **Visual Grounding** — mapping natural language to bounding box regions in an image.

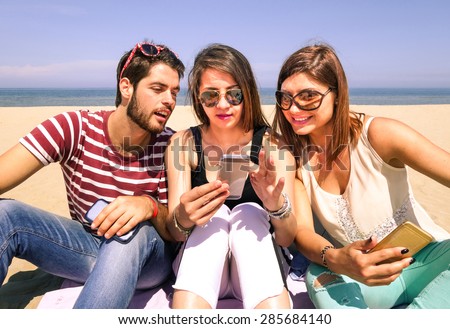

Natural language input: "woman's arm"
[249,134,298,247]
[368,116,450,187]
[292,178,325,263]
[165,130,229,241]
[293,176,413,286]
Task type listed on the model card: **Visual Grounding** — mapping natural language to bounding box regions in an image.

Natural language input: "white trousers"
[173,202,289,309]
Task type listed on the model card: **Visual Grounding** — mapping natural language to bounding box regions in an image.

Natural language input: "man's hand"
[91,195,156,239]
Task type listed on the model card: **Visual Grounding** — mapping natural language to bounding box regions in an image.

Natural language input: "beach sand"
[0,104,449,308]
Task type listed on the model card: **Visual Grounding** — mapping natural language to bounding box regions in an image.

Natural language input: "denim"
[289,251,310,281]
[0,199,176,308]
[305,240,450,309]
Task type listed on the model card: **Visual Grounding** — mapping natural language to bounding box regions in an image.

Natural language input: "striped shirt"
[20,109,174,229]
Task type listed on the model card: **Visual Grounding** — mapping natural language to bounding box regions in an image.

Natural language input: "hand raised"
[249,149,285,211]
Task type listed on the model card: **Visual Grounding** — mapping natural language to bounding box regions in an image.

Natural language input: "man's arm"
[149,201,171,241]
[0,144,44,195]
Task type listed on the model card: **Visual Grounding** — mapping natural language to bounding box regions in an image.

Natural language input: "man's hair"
[188,43,268,132]
[115,42,185,106]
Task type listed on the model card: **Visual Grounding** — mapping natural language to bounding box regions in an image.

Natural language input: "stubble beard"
[127,93,164,134]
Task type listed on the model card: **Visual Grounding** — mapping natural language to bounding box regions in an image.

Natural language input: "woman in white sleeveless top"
[272,43,450,308]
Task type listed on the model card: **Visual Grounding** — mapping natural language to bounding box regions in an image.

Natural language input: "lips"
[291,115,311,125]
[154,109,171,121]
[217,113,232,120]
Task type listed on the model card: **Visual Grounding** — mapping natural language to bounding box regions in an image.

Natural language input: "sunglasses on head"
[275,87,334,111]
[199,89,243,108]
[119,42,179,80]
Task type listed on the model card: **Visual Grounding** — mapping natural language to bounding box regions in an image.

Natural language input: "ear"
[119,78,134,102]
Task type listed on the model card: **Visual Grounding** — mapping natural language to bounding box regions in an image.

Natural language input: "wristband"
[143,195,158,219]
[320,245,335,268]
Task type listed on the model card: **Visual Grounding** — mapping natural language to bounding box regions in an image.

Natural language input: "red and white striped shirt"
[20,109,174,229]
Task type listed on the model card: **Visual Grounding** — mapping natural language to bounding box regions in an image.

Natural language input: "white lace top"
[301,117,449,246]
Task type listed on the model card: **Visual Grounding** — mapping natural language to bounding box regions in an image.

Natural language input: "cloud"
[0,60,117,88]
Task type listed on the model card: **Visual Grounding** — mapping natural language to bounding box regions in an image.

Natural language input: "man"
[0,41,185,308]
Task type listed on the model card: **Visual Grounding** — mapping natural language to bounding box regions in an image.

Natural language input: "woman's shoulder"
[366,115,411,140]
[365,115,419,164]
[168,128,195,147]
[171,129,190,138]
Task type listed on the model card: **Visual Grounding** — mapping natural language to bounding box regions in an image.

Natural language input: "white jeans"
[173,202,289,309]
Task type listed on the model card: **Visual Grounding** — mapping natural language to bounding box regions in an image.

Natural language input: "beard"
[127,93,163,134]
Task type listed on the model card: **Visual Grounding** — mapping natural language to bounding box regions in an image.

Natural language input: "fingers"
[254,149,276,180]
[179,180,229,226]
[248,149,287,210]
[272,176,285,198]
[342,241,415,286]
[104,212,137,239]
[249,149,276,186]
[361,272,402,286]
[352,235,378,252]
[93,203,128,238]
[185,180,228,204]
[92,196,148,239]
[369,246,414,265]
[361,257,414,286]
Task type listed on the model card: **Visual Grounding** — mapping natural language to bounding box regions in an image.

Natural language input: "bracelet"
[320,245,335,268]
[143,195,158,219]
[265,192,292,220]
[173,207,193,237]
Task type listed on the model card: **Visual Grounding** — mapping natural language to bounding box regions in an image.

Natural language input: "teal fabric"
[305,240,450,309]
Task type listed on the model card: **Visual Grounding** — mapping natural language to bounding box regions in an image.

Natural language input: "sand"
[0,104,449,308]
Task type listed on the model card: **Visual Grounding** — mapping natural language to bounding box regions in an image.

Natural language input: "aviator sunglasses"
[275,87,334,111]
[199,89,244,108]
[119,42,178,80]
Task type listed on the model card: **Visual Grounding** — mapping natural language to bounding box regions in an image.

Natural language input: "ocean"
[1,87,450,107]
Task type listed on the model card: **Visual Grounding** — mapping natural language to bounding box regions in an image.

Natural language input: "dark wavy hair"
[272,43,363,167]
[188,43,268,132]
[115,42,185,107]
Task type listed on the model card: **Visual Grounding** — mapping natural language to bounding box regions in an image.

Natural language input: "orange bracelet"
[143,195,158,219]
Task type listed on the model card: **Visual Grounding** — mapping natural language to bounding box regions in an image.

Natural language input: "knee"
[229,203,270,241]
[123,223,163,248]
[230,203,267,225]
[0,199,24,225]
[0,198,20,213]
[306,263,345,291]
[313,272,344,289]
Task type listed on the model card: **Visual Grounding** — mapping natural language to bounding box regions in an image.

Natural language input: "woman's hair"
[188,43,268,132]
[115,42,185,107]
[272,43,363,167]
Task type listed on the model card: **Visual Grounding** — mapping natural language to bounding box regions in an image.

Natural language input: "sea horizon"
[1,87,450,107]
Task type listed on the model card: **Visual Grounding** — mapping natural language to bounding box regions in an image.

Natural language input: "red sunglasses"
[119,42,178,80]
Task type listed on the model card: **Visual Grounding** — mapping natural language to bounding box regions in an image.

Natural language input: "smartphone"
[84,199,138,243]
[217,154,251,200]
[369,221,433,264]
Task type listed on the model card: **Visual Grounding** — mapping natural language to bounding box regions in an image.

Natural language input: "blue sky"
[1,0,449,89]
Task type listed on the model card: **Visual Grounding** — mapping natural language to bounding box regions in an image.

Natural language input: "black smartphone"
[217,154,251,200]
[84,199,138,243]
